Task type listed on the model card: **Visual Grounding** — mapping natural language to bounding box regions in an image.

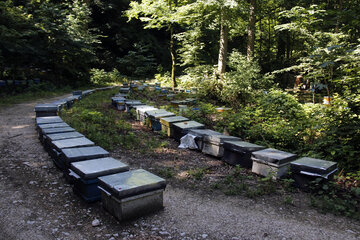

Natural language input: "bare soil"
[0,95,359,240]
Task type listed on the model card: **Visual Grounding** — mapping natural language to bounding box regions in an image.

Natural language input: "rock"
[180,232,186,237]
[92,218,101,227]
[159,231,170,235]
[201,234,208,239]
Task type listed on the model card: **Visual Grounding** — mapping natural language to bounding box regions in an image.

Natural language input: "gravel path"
[0,95,359,240]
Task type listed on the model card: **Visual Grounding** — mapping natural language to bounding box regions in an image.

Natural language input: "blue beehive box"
[61,146,110,170]
[70,157,129,202]
[34,104,59,117]
[44,131,84,150]
[148,111,176,131]
[98,169,166,221]
[0,80,6,87]
[50,137,95,169]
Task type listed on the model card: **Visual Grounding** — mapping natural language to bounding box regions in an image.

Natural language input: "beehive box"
[51,99,68,111]
[61,146,110,170]
[37,122,70,135]
[172,121,205,141]
[144,109,168,128]
[50,137,95,169]
[44,131,84,151]
[111,97,126,108]
[138,107,159,125]
[222,141,265,168]
[125,100,145,112]
[34,104,59,117]
[147,111,176,131]
[73,90,82,96]
[36,116,63,126]
[70,157,129,202]
[160,116,189,137]
[132,105,157,121]
[119,87,130,94]
[187,129,222,151]
[290,157,337,188]
[41,127,75,141]
[202,135,241,158]
[98,169,166,221]
[251,148,297,179]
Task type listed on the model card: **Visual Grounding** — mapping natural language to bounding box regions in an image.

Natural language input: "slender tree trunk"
[247,0,256,60]
[217,7,228,77]
[170,25,177,89]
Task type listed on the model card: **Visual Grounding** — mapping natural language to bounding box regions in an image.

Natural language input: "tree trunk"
[247,0,256,60]
[170,25,177,89]
[217,7,228,77]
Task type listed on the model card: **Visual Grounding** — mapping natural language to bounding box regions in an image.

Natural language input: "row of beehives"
[34,88,167,221]
[113,85,338,189]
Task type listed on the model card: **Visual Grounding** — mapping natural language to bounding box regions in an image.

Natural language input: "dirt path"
[0,95,359,240]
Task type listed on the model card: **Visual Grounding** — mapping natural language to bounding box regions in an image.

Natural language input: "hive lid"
[52,137,94,149]
[252,148,297,165]
[46,131,84,141]
[290,157,337,175]
[42,127,75,135]
[188,129,222,139]
[66,96,78,101]
[136,106,158,113]
[51,99,68,106]
[71,157,129,179]
[98,169,166,199]
[160,116,189,124]
[38,122,69,130]
[148,111,175,119]
[173,121,205,130]
[112,97,126,102]
[223,140,265,152]
[203,134,240,144]
[34,104,59,112]
[36,116,63,125]
[62,146,110,162]
[145,109,168,116]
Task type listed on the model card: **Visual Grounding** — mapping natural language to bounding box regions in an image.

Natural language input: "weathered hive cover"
[52,137,94,149]
[223,140,265,152]
[73,90,82,96]
[34,104,58,112]
[290,157,337,175]
[145,109,168,116]
[172,121,204,130]
[160,116,189,126]
[42,127,75,135]
[62,146,110,162]
[38,122,69,130]
[188,129,222,138]
[252,148,297,165]
[203,134,240,144]
[71,157,129,179]
[148,111,175,119]
[36,116,63,125]
[46,132,84,142]
[98,169,166,199]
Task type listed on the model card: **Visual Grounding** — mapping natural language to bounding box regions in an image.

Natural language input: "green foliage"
[90,69,123,85]
[221,51,273,105]
[309,179,360,220]
[60,88,137,151]
[117,41,157,77]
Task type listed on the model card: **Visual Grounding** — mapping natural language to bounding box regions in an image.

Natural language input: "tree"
[247,0,256,60]
[126,0,184,89]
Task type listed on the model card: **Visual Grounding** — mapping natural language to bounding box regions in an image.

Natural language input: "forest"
[0,0,359,177]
